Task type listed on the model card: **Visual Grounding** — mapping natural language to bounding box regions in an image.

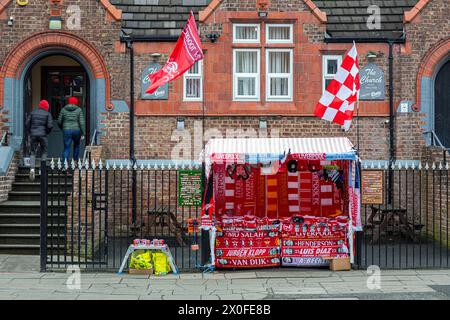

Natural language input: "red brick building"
[0,0,448,168]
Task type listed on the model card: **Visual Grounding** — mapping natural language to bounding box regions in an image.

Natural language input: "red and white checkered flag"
[314,43,360,131]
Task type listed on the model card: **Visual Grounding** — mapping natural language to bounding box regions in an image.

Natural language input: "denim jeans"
[63,130,81,162]
[30,136,48,168]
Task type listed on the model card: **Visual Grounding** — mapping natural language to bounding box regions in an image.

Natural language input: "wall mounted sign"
[360,63,385,101]
[361,170,384,205]
[141,62,169,100]
[17,0,29,6]
[178,170,203,207]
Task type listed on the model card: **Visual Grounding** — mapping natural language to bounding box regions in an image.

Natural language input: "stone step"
[0,201,67,214]
[14,173,73,183]
[0,234,65,245]
[7,191,70,202]
[0,224,65,235]
[12,182,72,192]
[0,244,65,255]
[0,213,66,224]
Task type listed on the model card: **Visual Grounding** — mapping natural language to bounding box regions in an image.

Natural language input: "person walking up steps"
[25,100,53,181]
[58,97,85,163]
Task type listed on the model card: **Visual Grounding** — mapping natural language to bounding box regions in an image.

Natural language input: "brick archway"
[414,37,450,112]
[0,31,110,109]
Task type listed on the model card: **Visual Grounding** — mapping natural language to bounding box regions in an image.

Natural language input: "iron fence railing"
[40,159,203,272]
[356,161,450,269]
[40,159,450,271]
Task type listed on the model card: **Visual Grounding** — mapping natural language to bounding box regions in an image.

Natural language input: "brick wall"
[0,0,448,164]
[0,152,18,203]
[101,114,425,161]
[66,168,107,260]
[400,0,450,103]
[0,0,128,135]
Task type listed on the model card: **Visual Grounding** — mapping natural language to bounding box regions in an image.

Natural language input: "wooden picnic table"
[366,205,418,243]
[148,205,188,246]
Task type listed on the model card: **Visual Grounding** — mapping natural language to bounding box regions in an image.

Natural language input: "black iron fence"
[40,159,450,272]
[40,159,204,272]
[356,162,450,269]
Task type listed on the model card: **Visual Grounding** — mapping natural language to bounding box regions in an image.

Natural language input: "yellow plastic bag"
[129,250,152,270]
[152,251,171,276]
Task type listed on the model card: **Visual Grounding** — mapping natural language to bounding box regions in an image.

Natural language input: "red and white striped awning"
[204,137,356,159]
[203,137,357,176]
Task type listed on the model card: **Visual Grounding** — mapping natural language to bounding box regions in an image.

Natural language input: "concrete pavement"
[0,255,450,300]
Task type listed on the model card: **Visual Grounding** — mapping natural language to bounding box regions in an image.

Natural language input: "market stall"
[201,137,362,269]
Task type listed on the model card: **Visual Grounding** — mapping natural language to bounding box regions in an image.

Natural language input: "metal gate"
[40,159,203,272]
[355,162,450,269]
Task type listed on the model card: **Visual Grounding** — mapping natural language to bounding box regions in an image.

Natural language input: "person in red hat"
[57,97,85,163]
[25,100,54,180]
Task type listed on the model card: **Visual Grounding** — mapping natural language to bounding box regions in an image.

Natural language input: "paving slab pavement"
[0,255,449,300]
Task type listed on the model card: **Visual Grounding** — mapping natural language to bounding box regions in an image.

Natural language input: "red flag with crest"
[146,12,204,95]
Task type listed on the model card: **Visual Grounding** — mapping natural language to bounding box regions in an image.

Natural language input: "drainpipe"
[124,37,137,226]
[388,41,395,204]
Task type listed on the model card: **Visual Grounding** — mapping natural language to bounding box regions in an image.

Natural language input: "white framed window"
[266,49,293,101]
[233,24,260,43]
[233,49,260,101]
[183,60,203,101]
[266,24,293,44]
[322,55,342,93]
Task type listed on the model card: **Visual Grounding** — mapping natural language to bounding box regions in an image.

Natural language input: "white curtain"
[235,26,258,40]
[186,78,200,98]
[186,62,201,98]
[268,26,290,40]
[236,51,257,73]
[269,51,290,96]
[269,51,290,73]
[270,78,288,96]
[238,78,256,96]
[236,51,257,96]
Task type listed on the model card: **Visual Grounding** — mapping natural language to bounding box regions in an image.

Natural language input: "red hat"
[68,97,78,105]
[38,100,49,112]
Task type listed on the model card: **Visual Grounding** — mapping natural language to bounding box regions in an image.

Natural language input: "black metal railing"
[40,159,203,272]
[40,159,450,271]
[356,161,450,269]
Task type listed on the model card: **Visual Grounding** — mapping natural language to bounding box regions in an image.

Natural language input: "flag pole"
[356,99,360,153]
[200,48,210,266]
[354,41,361,154]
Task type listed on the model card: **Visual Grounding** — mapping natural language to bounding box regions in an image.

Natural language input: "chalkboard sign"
[360,63,385,101]
[141,62,169,100]
[178,170,203,207]
[362,170,384,205]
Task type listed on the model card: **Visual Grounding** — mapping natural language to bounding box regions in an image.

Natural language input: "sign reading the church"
[360,63,385,100]
[141,63,169,100]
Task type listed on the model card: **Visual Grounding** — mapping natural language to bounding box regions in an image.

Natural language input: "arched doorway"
[23,54,90,158]
[0,31,110,157]
[435,60,450,148]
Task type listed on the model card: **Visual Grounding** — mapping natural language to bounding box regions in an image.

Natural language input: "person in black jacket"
[25,100,53,181]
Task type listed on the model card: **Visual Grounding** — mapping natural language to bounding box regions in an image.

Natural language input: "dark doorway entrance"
[41,67,89,159]
[435,60,450,148]
[24,55,90,160]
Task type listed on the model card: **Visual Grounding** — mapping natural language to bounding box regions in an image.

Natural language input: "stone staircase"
[0,165,73,255]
